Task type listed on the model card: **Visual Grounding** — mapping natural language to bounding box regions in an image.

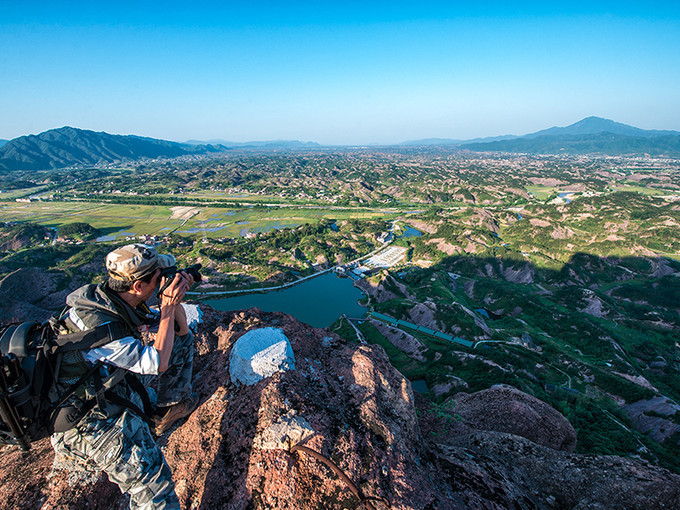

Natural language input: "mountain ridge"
[452,116,680,156]
[3,117,680,170]
[524,116,680,139]
[461,131,680,156]
[400,116,680,148]
[0,126,226,171]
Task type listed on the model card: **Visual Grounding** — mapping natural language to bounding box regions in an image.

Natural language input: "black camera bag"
[0,320,131,450]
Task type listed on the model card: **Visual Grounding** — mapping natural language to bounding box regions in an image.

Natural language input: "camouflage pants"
[52,410,180,509]
[154,330,194,407]
[50,331,195,509]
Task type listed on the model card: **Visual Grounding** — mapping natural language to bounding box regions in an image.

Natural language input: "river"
[205,271,367,328]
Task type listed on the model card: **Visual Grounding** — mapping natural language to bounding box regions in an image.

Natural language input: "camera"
[157,263,202,297]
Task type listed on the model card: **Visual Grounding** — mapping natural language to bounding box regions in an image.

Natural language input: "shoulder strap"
[124,372,154,417]
[51,321,129,354]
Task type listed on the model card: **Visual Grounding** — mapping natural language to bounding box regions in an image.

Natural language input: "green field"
[524,185,558,200]
[0,187,49,200]
[0,200,390,240]
[613,184,676,196]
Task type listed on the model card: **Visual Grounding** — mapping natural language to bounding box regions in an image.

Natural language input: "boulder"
[228,327,295,386]
[449,385,577,452]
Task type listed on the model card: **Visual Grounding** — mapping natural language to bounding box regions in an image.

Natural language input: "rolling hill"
[0,127,226,171]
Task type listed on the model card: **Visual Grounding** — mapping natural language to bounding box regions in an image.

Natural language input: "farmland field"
[0,200,390,240]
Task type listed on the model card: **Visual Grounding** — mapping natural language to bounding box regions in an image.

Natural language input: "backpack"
[0,319,153,451]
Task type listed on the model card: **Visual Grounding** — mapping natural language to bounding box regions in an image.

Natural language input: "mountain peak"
[525,117,679,139]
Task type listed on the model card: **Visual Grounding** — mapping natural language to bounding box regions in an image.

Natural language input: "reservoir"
[205,271,367,328]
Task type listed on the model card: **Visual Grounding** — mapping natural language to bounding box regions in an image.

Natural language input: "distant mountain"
[186,139,321,149]
[399,117,680,153]
[0,139,7,148]
[398,138,462,146]
[459,117,680,156]
[185,139,238,146]
[399,134,518,146]
[462,132,680,157]
[0,127,227,171]
[523,116,680,139]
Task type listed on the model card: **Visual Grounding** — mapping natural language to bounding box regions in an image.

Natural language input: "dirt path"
[170,206,201,220]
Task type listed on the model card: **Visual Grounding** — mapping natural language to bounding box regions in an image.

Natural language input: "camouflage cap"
[106,244,175,282]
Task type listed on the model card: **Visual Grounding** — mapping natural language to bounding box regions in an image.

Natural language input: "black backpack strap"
[52,361,105,409]
[103,391,153,427]
[52,322,130,353]
[92,370,107,414]
[124,373,154,417]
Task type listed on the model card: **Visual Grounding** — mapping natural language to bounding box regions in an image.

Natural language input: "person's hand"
[180,270,195,289]
[159,272,191,308]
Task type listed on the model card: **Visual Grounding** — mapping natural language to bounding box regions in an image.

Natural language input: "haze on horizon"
[1,1,679,146]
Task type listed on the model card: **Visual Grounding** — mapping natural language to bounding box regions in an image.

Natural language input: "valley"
[1,148,679,474]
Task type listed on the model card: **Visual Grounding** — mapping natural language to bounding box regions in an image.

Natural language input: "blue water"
[177,227,226,233]
[206,272,367,328]
[96,231,137,242]
[558,192,573,204]
[411,379,430,393]
[399,225,422,238]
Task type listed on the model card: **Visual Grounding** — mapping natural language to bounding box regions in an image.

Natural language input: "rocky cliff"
[1,306,679,509]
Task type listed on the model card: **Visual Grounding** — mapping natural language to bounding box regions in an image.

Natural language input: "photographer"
[51,244,198,510]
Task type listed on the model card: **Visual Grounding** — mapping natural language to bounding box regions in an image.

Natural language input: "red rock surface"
[1,305,679,509]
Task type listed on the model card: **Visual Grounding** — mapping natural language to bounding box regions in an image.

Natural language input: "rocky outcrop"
[500,261,535,284]
[623,396,680,443]
[426,238,462,255]
[433,431,680,509]
[0,306,679,509]
[580,294,609,318]
[446,386,578,452]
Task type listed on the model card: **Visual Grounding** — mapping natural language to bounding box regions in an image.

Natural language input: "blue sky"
[1,1,679,144]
